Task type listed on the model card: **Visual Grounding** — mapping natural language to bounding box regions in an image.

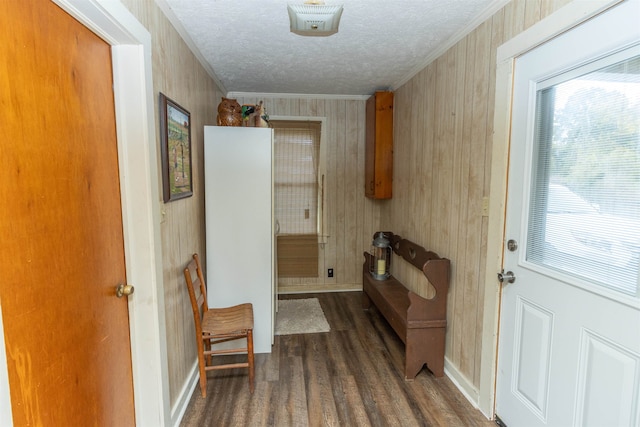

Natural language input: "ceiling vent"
[287,2,344,37]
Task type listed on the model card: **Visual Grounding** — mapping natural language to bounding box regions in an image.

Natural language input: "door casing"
[0,0,170,425]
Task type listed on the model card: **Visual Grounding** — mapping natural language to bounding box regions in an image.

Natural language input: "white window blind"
[526,52,640,297]
[272,120,321,235]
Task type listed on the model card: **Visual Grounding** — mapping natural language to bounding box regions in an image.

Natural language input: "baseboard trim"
[171,360,199,427]
[278,284,362,294]
[444,357,485,415]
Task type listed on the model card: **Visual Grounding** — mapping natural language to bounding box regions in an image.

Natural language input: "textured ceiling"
[158,0,509,96]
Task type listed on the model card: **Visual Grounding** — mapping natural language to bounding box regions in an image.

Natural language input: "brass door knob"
[115,284,135,298]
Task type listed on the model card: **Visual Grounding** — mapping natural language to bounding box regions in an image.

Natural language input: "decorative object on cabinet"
[216,97,242,126]
[365,90,393,199]
[241,100,269,127]
[241,104,255,122]
[183,253,255,397]
[159,92,192,202]
[257,101,269,127]
[362,232,450,379]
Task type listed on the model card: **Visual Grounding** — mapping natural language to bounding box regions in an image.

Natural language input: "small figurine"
[255,101,270,128]
[240,100,269,127]
[217,97,242,126]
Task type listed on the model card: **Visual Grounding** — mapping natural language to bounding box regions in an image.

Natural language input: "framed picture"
[159,93,193,202]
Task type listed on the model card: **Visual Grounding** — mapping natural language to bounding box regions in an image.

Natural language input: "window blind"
[527,54,640,297]
[272,120,321,277]
[272,120,321,235]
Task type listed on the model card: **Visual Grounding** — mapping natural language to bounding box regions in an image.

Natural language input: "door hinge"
[494,414,507,427]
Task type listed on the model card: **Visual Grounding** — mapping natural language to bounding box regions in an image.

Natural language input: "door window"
[526,51,640,297]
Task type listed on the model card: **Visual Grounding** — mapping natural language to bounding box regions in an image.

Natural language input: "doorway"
[495,1,640,425]
[1,0,136,423]
[0,0,168,424]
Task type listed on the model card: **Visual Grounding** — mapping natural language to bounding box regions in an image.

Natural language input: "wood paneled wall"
[385,0,572,393]
[121,0,223,408]
[232,96,383,294]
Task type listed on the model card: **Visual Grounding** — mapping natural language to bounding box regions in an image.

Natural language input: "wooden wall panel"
[121,0,223,409]
[383,0,574,393]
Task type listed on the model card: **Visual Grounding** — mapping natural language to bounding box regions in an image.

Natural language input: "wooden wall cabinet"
[365,91,394,199]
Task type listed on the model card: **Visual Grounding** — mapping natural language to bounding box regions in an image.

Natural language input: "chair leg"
[247,329,255,394]
[197,350,207,398]
[204,339,212,366]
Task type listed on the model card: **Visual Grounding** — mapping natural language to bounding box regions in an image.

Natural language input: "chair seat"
[202,303,254,336]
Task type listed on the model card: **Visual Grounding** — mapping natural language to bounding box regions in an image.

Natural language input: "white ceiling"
[158,0,509,96]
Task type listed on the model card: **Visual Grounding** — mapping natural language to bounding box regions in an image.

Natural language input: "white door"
[496,2,640,426]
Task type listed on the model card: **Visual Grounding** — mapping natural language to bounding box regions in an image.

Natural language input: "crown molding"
[155,0,227,94]
[227,91,369,101]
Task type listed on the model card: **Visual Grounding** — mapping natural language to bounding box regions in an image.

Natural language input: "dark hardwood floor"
[180,292,495,426]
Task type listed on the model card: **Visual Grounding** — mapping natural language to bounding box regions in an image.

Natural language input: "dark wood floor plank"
[179,292,493,427]
[334,328,401,425]
[275,355,309,426]
[407,376,463,426]
[302,334,341,426]
[257,338,281,382]
[337,375,372,426]
[319,292,357,332]
[245,381,277,426]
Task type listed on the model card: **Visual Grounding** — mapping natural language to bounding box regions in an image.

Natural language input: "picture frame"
[159,92,193,202]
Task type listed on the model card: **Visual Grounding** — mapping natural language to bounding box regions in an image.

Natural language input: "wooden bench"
[362,232,450,380]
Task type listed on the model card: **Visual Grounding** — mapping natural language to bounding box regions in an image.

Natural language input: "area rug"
[275,298,330,335]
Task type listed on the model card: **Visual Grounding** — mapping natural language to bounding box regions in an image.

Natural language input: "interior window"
[526,52,640,297]
[272,120,321,235]
[272,120,323,277]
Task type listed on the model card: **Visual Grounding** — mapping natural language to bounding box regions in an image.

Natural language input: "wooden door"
[0,1,136,425]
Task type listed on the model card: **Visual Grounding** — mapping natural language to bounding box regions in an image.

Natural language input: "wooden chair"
[183,253,255,397]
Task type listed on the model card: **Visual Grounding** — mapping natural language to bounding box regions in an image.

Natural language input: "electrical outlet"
[328,268,334,278]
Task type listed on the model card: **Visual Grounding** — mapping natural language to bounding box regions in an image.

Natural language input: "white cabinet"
[203,126,274,353]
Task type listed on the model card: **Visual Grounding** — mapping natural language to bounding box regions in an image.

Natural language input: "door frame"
[478,0,627,418]
[0,0,171,425]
